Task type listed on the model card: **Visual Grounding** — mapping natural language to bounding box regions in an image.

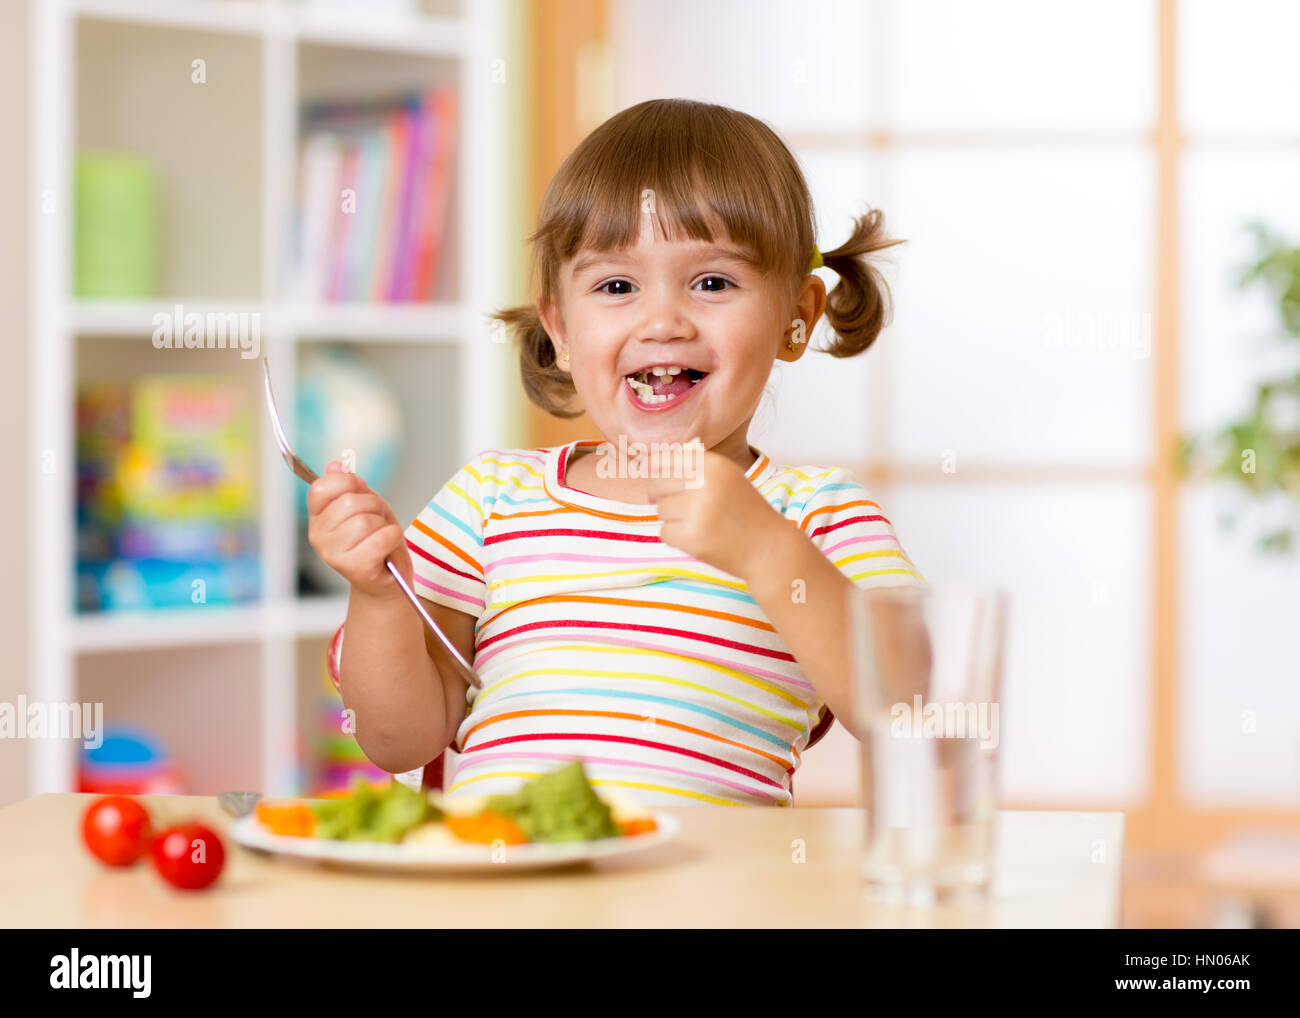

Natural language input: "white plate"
[228,811,680,873]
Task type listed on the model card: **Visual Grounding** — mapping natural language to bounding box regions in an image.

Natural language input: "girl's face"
[539,212,826,469]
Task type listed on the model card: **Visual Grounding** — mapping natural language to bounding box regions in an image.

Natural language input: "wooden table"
[0,794,1124,927]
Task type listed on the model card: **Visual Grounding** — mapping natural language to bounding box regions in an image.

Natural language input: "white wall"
[0,0,30,807]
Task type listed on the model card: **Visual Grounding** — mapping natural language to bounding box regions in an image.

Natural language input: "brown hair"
[491,98,903,418]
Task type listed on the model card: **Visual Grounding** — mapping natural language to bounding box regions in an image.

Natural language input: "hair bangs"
[531,99,813,301]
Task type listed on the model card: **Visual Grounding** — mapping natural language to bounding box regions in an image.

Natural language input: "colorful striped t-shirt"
[401,439,926,808]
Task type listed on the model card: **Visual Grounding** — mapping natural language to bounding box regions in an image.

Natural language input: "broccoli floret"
[513,761,618,843]
[309,777,439,842]
[371,782,433,843]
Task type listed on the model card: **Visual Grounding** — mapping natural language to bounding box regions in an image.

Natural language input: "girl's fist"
[305,461,414,599]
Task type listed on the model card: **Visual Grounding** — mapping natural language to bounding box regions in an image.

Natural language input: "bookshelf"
[30,0,512,796]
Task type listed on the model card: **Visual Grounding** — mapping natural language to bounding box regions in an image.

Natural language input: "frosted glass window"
[1179,485,1300,807]
[1179,0,1300,135]
[753,148,890,465]
[754,340,889,466]
[801,146,888,248]
[1179,151,1300,436]
[612,0,875,133]
[887,147,1154,466]
[887,0,1155,131]
[888,483,1152,805]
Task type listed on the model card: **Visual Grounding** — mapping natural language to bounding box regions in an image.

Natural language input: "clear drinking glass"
[847,583,1008,907]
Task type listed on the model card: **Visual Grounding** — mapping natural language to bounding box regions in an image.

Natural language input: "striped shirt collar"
[544,438,776,522]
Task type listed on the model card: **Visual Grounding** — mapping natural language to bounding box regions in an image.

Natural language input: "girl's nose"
[636,288,696,343]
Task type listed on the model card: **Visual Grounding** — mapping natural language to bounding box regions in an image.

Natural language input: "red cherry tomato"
[150,823,225,890]
[82,795,153,867]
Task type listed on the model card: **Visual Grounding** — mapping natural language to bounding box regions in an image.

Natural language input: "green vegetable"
[484,760,618,843]
[309,778,442,843]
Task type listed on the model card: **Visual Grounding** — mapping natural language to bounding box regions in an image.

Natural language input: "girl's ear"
[537,299,558,341]
[537,300,569,370]
[776,275,827,363]
[799,273,828,333]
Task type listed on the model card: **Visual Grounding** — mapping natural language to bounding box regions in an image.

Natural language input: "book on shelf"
[292,86,458,304]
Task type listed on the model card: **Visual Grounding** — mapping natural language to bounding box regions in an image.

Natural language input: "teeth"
[625,376,674,404]
[630,365,689,382]
[625,365,704,406]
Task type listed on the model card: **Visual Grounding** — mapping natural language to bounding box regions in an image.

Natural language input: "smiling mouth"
[624,366,708,406]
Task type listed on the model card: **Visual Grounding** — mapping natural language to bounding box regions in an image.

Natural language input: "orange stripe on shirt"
[547,498,660,524]
[800,497,881,532]
[410,516,482,572]
[488,505,578,522]
[483,592,777,633]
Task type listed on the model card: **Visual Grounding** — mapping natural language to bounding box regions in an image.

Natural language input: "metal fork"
[260,356,482,690]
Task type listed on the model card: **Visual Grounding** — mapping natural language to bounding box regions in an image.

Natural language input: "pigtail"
[489,304,584,419]
[819,208,905,358]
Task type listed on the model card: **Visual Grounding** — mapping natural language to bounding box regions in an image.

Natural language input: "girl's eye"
[594,276,734,295]
[694,275,733,292]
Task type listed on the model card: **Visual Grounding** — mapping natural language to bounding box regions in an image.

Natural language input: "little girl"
[309,98,926,808]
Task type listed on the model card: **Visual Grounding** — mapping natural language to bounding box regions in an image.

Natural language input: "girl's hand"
[306,462,414,600]
[645,446,788,581]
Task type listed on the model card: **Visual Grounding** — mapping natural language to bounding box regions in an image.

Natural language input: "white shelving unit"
[29,0,510,796]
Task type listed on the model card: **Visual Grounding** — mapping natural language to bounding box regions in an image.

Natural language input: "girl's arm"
[648,451,922,747]
[740,523,864,742]
[338,588,473,774]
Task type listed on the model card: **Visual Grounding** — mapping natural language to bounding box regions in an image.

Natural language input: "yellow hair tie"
[809,247,824,271]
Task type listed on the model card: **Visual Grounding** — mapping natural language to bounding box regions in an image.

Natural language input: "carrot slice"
[445,810,527,845]
[256,801,316,838]
[617,818,658,837]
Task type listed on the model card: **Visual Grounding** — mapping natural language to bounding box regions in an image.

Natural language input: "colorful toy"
[311,652,390,795]
[79,724,183,796]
